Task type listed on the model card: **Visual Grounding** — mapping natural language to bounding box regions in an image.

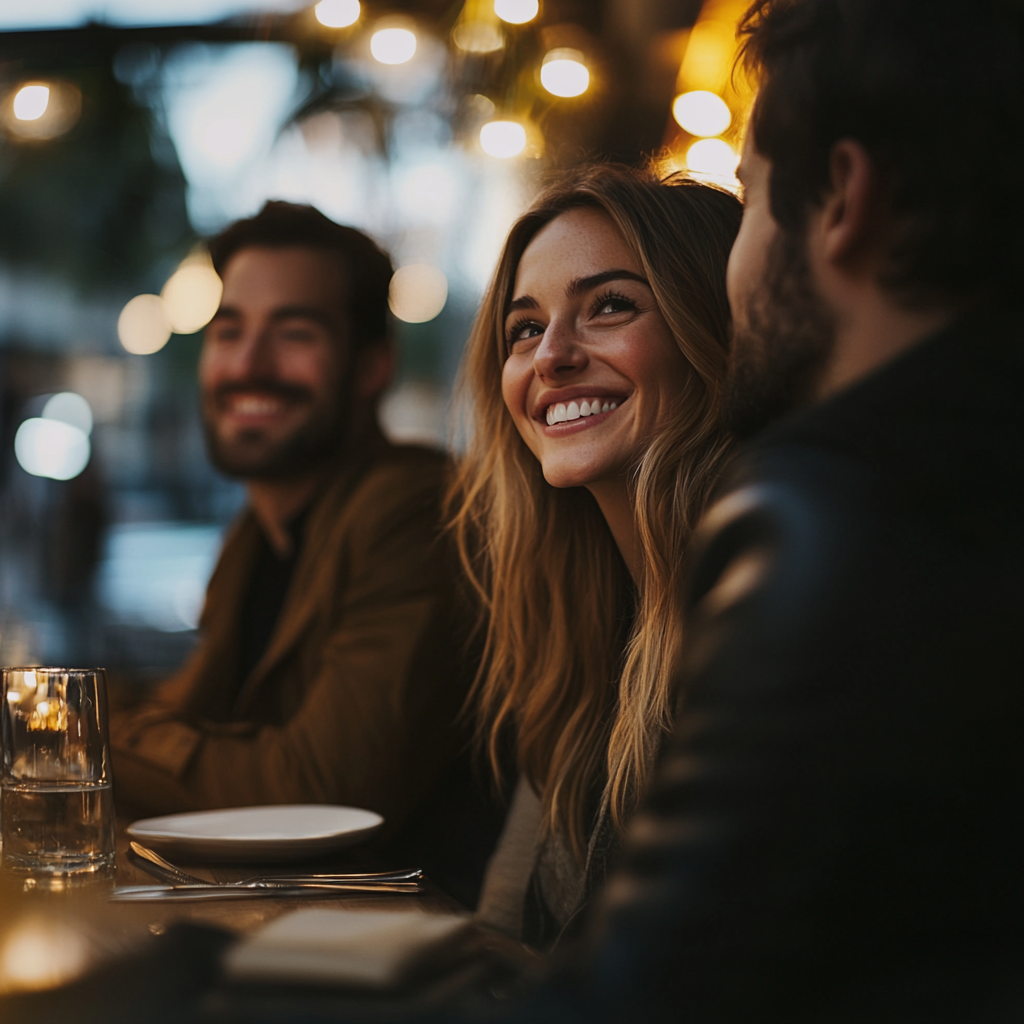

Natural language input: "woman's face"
[501,207,692,492]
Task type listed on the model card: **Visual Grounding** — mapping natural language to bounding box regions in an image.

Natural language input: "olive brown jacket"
[110,434,475,847]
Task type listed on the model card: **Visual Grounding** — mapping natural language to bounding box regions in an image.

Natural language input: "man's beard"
[202,380,349,480]
[721,230,837,439]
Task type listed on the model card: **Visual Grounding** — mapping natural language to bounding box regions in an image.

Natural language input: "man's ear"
[354,342,395,400]
[818,139,878,267]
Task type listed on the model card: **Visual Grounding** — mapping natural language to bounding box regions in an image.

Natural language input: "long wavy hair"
[449,164,742,856]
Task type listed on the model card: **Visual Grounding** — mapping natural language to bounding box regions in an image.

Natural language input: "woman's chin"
[541,463,605,490]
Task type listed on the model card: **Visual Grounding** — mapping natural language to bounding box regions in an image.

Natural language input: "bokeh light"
[3,80,82,140]
[15,419,91,481]
[161,261,223,334]
[672,90,731,137]
[117,294,172,355]
[479,119,527,158]
[686,138,738,176]
[453,22,503,53]
[13,84,49,121]
[370,27,418,65]
[0,917,91,993]
[494,0,539,25]
[389,264,449,323]
[42,392,93,436]
[541,49,590,98]
[314,0,360,28]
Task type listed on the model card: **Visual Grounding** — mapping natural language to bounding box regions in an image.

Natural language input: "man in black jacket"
[567,1,1024,1021]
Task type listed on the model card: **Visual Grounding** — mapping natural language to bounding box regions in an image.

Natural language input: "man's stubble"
[721,229,837,439]
[202,377,351,481]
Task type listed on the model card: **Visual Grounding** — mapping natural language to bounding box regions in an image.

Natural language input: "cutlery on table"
[110,881,423,901]
[127,841,423,890]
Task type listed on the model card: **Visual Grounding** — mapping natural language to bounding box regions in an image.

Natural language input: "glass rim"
[1,666,107,675]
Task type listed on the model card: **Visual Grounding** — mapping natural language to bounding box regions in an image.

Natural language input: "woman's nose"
[532,319,587,380]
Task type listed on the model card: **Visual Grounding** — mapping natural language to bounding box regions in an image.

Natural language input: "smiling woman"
[449,163,742,945]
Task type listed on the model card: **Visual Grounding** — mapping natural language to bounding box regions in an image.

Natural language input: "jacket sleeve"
[110,462,473,835]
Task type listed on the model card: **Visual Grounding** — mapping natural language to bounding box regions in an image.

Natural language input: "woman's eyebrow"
[506,294,538,315]
[567,269,648,296]
[505,269,649,318]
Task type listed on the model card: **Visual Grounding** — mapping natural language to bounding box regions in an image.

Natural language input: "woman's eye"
[506,321,544,350]
[594,294,637,317]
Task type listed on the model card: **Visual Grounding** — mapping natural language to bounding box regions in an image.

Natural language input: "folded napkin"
[223,908,472,989]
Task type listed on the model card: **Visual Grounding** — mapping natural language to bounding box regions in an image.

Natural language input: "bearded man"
[557,1,1024,1020]
[111,203,495,902]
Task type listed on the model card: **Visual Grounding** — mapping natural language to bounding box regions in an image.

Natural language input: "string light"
[494,0,539,25]
[161,258,223,335]
[14,419,90,481]
[370,27,418,65]
[13,85,49,121]
[117,294,171,355]
[541,49,590,98]
[314,0,360,28]
[672,90,731,137]
[479,120,527,158]
[685,138,739,180]
[389,264,449,323]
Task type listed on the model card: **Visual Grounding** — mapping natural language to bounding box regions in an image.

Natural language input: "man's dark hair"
[740,0,1024,308]
[207,201,394,347]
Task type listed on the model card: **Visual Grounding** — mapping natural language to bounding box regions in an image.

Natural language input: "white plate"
[127,805,384,863]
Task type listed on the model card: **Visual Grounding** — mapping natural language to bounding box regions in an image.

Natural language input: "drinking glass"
[1,668,115,874]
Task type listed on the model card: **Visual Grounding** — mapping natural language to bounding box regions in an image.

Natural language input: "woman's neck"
[587,478,639,583]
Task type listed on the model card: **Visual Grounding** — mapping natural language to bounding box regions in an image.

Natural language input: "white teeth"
[545,397,620,425]
[234,396,281,415]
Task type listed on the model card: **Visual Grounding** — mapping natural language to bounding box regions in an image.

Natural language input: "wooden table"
[0,822,531,1023]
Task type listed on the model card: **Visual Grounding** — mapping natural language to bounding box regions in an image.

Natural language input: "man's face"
[200,246,351,479]
[722,138,836,437]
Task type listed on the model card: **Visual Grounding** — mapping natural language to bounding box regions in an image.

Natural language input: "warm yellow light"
[541,49,589,98]
[370,27,417,65]
[453,22,504,53]
[494,0,538,24]
[672,90,731,137]
[479,119,527,158]
[685,138,739,178]
[389,264,448,323]
[13,85,49,122]
[678,19,736,94]
[161,261,223,334]
[4,81,82,140]
[117,294,171,355]
[0,917,90,994]
[315,0,360,28]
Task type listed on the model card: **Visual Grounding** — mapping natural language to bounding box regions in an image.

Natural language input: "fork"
[128,841,423,889]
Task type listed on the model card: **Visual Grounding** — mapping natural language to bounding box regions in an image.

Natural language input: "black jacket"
[568,308,1024,1022]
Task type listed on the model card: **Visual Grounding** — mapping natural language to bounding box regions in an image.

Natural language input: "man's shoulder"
[688,444,877,623]
[356,441,450,501]
[308,441,451,554]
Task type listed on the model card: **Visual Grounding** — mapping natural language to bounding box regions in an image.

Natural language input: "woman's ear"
[355,342,395,400]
